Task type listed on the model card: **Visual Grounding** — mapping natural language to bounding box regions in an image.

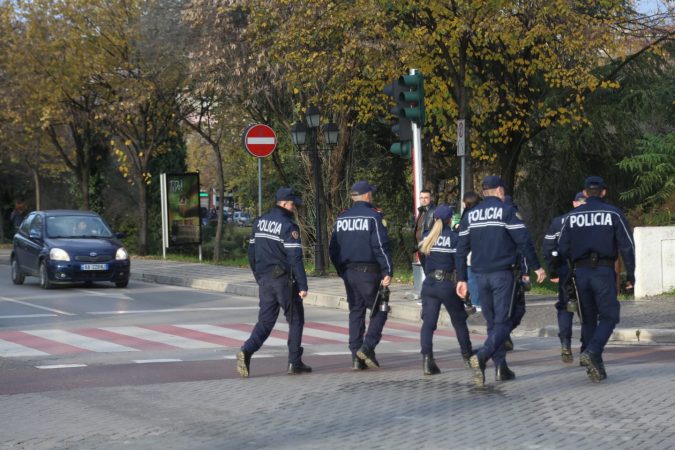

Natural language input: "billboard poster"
[165,173,201,246]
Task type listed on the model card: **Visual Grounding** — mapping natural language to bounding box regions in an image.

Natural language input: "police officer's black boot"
[236,349,252,378]
[469,353,486,387]
[352,356,368,371]
[579,350,605,383]
[356,345,380,369]
[288,360,312,375]
[503,335,514,352]
[495,363,516,381]
[423,354,441,375]
[561,345,573,363]
[461,350,475,369]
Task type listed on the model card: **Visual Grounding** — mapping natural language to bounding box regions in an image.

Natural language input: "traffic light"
[390,117,412,158]
[398,73,424,124]
[383,79,413,159]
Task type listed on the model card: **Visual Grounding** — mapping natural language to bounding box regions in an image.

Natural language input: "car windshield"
[45,215,114,238]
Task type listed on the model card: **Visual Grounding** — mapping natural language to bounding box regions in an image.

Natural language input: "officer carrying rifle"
[329,180,393,371]
[558,176,635,383]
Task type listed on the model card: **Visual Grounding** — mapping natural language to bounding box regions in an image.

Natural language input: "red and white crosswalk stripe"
[0,321,430,358]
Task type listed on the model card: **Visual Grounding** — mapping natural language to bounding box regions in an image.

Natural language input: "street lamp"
[291,105,338,276]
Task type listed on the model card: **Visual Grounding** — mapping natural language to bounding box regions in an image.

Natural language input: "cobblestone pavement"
[1,338,674,450]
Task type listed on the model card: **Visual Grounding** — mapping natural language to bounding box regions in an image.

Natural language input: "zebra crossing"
[0,320,456,358]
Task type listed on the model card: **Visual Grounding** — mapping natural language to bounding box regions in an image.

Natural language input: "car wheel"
[115,279,129,288]
[11,257,25,285]
[39,261,53,289]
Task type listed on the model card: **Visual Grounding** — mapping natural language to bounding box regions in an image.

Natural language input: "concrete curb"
[130,271,675,344]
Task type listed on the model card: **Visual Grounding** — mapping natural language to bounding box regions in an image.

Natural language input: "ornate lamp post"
[290,106,338,275]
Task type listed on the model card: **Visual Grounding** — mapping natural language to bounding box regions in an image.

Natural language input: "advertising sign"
[165,173,201,246]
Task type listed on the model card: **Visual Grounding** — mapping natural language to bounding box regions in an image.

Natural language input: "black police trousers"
[241,274,305,364]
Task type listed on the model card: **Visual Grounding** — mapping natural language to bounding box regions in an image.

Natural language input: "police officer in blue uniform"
[418,204,473,375]
[558,176,635,382]
[456,176,546,387]
[329,180,393,370]
[237,187,311,377]
[543,191,586,363]
[502,196,531,352]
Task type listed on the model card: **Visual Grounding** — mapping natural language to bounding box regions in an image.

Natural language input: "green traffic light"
[397,72,425,124]
[390,141,412,159]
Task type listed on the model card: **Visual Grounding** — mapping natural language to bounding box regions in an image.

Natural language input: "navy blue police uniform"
[542,192,586,362]
[329,180,393,369]
[237,188,310,377]
[456,176,542,385]
[419,205,473,375]
[503,196,528,338]
[558,176,635,382]
[543,213,575,356]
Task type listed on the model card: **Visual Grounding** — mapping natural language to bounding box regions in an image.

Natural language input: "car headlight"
[116,247,129,260]
[50,248,70,261]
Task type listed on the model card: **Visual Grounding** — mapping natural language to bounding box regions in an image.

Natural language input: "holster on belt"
[430,270,454,282]
[271,265,288,278]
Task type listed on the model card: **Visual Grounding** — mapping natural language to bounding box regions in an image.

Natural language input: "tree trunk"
[213,143,225,263]
[32,167,41,210]
[136,181,149,256]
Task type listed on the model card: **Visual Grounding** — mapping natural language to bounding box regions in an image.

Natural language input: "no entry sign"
[243,124,277,158]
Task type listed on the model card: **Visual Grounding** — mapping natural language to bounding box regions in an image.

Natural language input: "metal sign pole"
[258,158,262,217]
[159,173,168,259]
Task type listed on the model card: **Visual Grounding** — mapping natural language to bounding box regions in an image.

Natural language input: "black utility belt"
[429,270,455,282]
[574,258,615,268]
[346,263,381,273]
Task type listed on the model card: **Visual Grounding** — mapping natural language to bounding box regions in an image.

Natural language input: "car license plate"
[81,263,108,271]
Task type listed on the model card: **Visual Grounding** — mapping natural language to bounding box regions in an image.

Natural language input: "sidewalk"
[2,249,674,343]
[126,256,675,344]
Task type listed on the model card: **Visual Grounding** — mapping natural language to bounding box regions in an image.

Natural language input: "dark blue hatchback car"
[10,210,130,289]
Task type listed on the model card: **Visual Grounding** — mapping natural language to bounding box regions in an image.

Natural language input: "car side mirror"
[29,230,42,240]
[114,231,126,239]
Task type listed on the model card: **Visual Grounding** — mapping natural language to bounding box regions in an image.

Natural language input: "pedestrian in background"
[558,176,635,382]
[9,200,27,234]
[418,204,474,375]
[543,191,586,363]
[329,180,393,370]
[237,187,311,377]
[414,189,436,274]
[456,176,546,387]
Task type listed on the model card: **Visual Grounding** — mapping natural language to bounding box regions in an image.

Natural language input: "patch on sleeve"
[381,219,388,228]
[291,230,299,240]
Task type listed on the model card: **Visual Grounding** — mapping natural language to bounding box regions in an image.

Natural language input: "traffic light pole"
[411,116,423,216]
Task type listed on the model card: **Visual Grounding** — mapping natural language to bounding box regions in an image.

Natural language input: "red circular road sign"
[243,124,277,158]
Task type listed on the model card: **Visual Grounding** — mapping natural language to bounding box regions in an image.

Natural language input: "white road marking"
[22,330,138,353]
[0,339,50,357]
[0,314,57,319]
[87,307,258,315]
[99,326,222,349]
[0,296,76,316]
[133,359,182,364]
[35,364,87,369]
